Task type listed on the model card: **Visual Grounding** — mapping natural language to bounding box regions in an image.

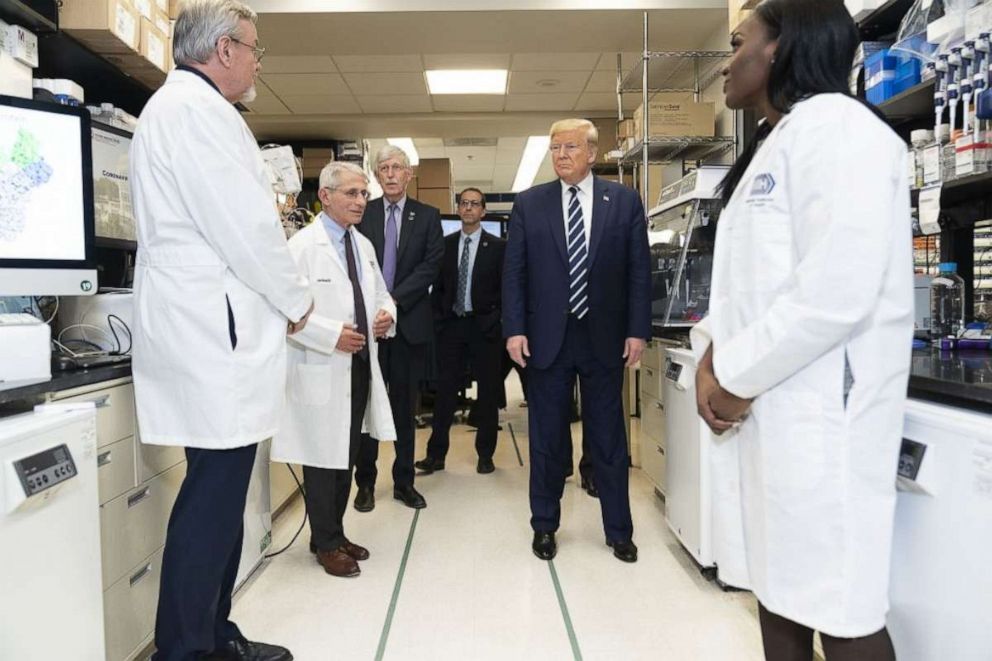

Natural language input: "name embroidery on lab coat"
[745,172,778,210]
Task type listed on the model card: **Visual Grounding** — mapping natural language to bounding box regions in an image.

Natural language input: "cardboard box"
[418,187,452,214]
[302,147,334,160]
[633,95,715,138]
[169,0,182,19]
[407,176,418,199]
[416,158,451,189]
[302,166,322,180]
[4,23,38,68]
[60,0,140,54]
[152,8,171,36]
[154,0,169,12]
[618,119,637,140]
[139,17,168,71]
[590,118,618,163]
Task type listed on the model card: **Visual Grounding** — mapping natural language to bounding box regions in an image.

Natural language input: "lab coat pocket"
[761,391,827,495]
[292,363,333,407]
[728,206,793,294]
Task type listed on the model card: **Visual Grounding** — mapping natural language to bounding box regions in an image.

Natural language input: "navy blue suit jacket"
[502,177,651,370]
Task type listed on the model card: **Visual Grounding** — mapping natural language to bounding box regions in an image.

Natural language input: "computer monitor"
[0,95,97,296]
[441,219,504,237]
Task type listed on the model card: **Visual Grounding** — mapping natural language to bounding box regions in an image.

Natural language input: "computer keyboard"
[0,313,42,326]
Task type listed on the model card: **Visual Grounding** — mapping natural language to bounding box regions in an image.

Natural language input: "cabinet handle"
[658,446,665,455]
[97,451,112,467]
[127,487,151,508]
[129,564,154,587]
[654,402,664,410]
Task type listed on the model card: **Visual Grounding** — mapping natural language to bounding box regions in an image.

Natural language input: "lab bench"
[908,348,992,412]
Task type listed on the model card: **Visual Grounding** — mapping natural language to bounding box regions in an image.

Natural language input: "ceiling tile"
[260,55,336,73]
[574,92,642,111]
[584,70,620,93]
[454,164,496,181]
[344,72,428,96]
[244,95,291,115]
[356,95,433,114]
[261,73,350,96]
[504,93,580,112]
[280,95,361,114]
[422,53,511,70]
[444,145,497,165]
[412,137,445,149]
[596,52,641,72]
[508,71,591,94]
[511,52,601,71]
[416,144,447,159]
[332,54,424,73]
[431,95,506,112]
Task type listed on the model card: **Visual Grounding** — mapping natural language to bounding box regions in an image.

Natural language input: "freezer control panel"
[665,359,683,382]
[13,444,76,497]
[898,439,927,481]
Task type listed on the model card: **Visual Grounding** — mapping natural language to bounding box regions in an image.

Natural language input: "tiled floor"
[230,384,765,661]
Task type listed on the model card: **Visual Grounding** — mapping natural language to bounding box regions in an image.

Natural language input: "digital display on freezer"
[13,443,77,497]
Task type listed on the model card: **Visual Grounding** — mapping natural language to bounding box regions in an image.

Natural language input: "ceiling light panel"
[426,70,508,95]
[511,135,550,193]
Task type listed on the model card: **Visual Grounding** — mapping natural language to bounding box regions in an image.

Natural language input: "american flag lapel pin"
[603,195,610,202]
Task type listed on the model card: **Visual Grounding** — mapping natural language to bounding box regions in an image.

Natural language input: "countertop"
[908,348,992,411]
[0,361,132,413]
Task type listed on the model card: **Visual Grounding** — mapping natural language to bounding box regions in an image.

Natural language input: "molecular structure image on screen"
[1,128,54,241]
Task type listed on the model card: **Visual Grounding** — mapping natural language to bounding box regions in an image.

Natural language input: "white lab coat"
[130,70,311,449]
[272,221,397,469]
[691,94,914,637]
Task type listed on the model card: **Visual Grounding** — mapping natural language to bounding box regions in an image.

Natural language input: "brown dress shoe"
[339,540,370,561]
[315,549,360,577]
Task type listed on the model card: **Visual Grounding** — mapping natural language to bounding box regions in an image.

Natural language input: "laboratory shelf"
[0,0,57,33]
[857,0,915,40]
[878,79,936,121]
[911,172,992,211]
[619,137,736,165]
[619,51,730,95]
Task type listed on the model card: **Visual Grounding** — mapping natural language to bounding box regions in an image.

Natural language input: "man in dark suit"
[354,145,444,512]
[416,188,506,475]
[503,118,650,563]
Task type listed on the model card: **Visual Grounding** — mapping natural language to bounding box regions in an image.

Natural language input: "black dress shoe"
[393,484,427,509]
[477,457,495,474]
[414,456,445,474]
[532,532,557,560]
[607,539,638,563]
[353,486,375,512]
[208,636,293,660]
[580,476,599,498]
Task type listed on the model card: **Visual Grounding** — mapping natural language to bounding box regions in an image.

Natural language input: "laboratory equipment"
[948,47,962,134]
[930,262,966,340]
[235,439,273,588]
[0,407,105,661]
[0,312,50,390]
[0,94,97,295]
[440,218,504,237]
[58,289,134,354]
[663,348,749,589]
[961,42,975,134]
[647,166,729,329]
[888,399,992,661]
[914,273,933,337]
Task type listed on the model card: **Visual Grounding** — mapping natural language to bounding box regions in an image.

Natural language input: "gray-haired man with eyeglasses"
[130,1,310,660]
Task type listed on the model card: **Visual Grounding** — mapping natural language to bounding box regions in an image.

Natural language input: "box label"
[115,3,138,47]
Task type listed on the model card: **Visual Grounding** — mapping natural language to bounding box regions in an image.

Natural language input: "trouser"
[305,355,370,550]
[500,350,529,408]
[427,316,501,461]
[527,315,633,542]
[152,443,257,661]
[356,335,424,489]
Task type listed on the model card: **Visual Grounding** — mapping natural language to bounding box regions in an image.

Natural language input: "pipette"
[948,48,962,135]
[978,33,992,139]
[961,42,975,134]
[935,54,949,138]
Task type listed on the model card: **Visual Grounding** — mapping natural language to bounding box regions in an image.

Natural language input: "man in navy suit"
[503,118,650,563]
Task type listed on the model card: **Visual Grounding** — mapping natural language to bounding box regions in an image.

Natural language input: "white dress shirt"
[560,172,594,246]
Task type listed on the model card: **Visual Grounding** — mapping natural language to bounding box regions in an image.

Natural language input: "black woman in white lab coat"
[691,1,914,660]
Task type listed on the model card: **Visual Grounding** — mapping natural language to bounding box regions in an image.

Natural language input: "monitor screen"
[0,95,96,295]
[91,123,136,242]
[441,219,504,237]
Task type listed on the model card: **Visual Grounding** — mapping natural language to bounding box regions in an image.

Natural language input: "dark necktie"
[567,186,589,319]
[344,231,370,361]
[382,204,398,292]
[454,235,472,315]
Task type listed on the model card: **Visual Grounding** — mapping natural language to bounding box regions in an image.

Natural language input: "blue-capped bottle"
[930,262,966,343]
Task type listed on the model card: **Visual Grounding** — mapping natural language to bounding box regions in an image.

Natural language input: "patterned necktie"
[343,231,370,361]
[454,235,472,316]
[382,204,398,292]
[567,186,589,319]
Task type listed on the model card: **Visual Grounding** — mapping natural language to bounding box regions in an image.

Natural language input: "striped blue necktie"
[567,186,589,319]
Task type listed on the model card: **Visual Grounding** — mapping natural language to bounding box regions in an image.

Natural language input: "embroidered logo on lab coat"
[750,173,776,197]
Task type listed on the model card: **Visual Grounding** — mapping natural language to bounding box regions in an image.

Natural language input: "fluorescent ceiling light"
[426,69,508,95]
[386,137,419,166]
[512,135,550,193]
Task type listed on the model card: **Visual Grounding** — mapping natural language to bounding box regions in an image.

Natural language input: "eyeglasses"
[549,143,584,154]
[458,200,483,208]
[377,163,409,175]
[228,37,265,62]
[328,187,370,201]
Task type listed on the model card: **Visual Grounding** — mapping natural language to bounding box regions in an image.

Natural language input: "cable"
[107,314,132,355]
[39,296,59,324]
[263,464,309,559]
[58,323,116,349]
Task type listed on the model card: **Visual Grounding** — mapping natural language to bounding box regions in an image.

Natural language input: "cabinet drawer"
[98,436,137,505]
[640,394,666,447]
[641,342,663,371]
[101,462,185,588]
[55,383,135,448]
[137,442,186,484]
[641,365,662,401]
[640,438,667,494]
[103,548,163,661]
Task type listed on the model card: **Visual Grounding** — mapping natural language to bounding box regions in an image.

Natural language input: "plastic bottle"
[930,262,966,342]
[911,129,934,189]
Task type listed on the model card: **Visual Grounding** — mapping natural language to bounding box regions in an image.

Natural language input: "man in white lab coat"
[273,162,397,579]
[129,2,312,660]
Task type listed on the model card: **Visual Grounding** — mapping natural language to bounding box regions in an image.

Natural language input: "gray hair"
[319,161,368,191]
[173,0,257,66]
[374,144,411,170]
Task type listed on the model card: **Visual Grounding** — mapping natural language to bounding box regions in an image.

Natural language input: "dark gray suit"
[355,196,444,489]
